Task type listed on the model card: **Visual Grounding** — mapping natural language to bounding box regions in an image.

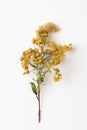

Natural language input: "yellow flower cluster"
[20,48,32,74]
[20,48,44,74]
[53,68,62,82]
[20,22,72,82]
[31,48,43,64]
[32,22,59,47]
[37,22,59,33]
[45,43,72,67]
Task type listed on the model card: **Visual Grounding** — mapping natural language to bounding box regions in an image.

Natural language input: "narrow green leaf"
[42,71,47,76]
[30,82,37,95]
[32,78,36,81]
[29,63,37,68]
[37,76,44,84]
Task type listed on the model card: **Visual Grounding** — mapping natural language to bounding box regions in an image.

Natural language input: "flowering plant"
[20,23,72,122]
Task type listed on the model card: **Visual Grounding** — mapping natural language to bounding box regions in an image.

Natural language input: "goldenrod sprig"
[20,22,72,122]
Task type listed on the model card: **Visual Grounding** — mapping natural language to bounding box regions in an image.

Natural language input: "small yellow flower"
[54,68,60,73]
[53,76,59,82]
[53,73,62,82]
[23,70,30,75]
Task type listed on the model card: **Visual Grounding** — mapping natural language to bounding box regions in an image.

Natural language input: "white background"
[0,0,87,129]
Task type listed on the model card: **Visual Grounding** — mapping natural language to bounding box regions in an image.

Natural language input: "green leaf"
[29,63,37,68]
[37,76,44,84]
[32,78,36,81]
[42,71,47,76]
[30,82,37,95]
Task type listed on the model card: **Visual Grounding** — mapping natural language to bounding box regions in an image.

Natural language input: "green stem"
[43,54,53,61]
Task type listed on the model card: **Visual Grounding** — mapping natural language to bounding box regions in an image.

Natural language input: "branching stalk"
[20,22,72,123]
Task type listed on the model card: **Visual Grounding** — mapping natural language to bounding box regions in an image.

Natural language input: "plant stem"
[36,65,42,122]
[38,89,41,122]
